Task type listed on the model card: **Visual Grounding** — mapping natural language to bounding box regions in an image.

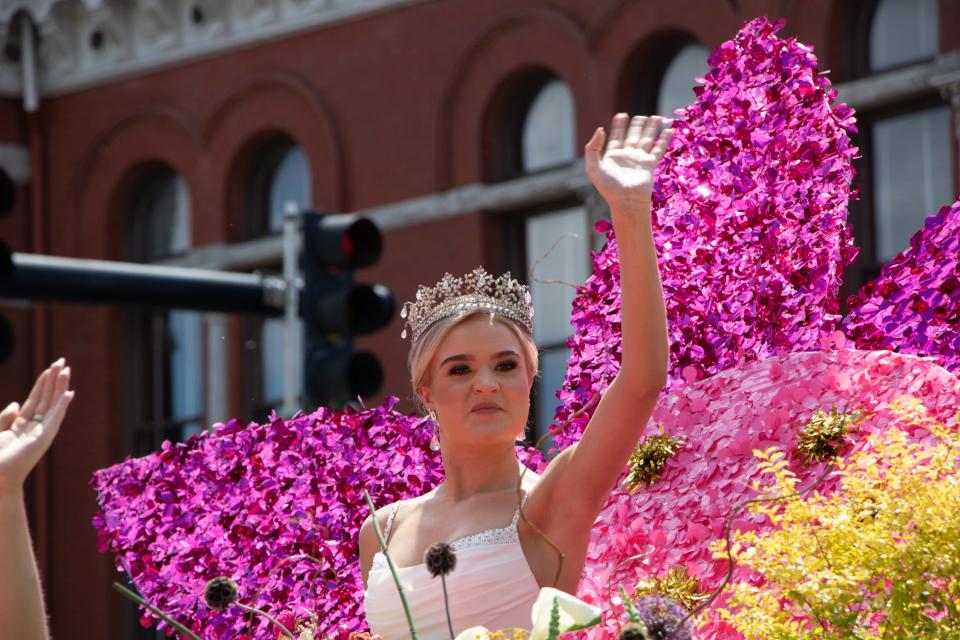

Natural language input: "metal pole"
[0,253,287,315]
[20,12,38,113]
[282,202,300,416]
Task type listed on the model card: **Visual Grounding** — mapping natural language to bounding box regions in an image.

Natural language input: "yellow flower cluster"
[484,628,529,640]
[712,397,960,639]
[794,406,864,464]
[623,427,686,492]
[632,565,709,611]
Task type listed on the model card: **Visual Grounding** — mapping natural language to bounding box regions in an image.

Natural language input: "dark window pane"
[872,105,953,261]
[656,43,709,117]
[869,0,938,71]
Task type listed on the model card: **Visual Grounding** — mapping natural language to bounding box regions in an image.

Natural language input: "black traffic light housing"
[300,211,393,407]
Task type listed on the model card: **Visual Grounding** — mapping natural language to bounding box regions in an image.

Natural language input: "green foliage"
[713,398,960,638]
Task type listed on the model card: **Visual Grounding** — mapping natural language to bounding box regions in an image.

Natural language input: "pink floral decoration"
[92,400,544,639]
[574,349,960,640]
[843,199,960,373]
[550,17,859,453]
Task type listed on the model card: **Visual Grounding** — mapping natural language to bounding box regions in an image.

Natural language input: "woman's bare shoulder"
[359,491,434,548]
[359,498,403,544]
[358,498,406,588]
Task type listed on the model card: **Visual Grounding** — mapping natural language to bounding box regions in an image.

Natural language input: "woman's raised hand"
[584,113,674,215]
[0,358,73,494]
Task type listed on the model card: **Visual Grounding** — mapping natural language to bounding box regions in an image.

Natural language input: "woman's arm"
[0,359,73,640]
[533,114,672,521]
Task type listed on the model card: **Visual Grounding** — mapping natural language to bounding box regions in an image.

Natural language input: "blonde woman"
[361,114,673,638]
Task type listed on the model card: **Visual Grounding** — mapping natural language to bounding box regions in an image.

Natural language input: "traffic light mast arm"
[0,253,286,315]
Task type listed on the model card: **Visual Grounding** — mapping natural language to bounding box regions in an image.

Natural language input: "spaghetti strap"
[510,489,529,529]
[382,502,401,544]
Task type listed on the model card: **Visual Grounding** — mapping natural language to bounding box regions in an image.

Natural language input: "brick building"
[0,1,957,637]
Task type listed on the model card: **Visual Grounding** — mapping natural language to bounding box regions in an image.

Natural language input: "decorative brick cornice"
[0,0,420,97]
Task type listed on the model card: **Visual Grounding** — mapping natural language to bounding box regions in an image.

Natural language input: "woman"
[0,358,73,640]
[361,114,673,638]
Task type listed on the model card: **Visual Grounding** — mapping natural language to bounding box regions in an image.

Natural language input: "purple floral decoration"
[549,17,859,453]
[634,595,694,640]
[843,200,960,373]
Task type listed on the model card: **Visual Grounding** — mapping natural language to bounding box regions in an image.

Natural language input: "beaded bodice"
[370,494,526,572]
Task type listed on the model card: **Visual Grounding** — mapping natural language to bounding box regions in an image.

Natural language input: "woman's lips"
[471,407,502,414]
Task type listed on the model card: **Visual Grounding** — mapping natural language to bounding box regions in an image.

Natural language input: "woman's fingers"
[0,402,19,431]
[605,113,629,151]
[651,126,675,159]
[34,360,64,420]
[625,115,646,148]
[19,368,49,419]
[52,367,70,401]
[639,115,663,152]
[584,126,605,176]
[35,389,73,448]
[23,358,64,421]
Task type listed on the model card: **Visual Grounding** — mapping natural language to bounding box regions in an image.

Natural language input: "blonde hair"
[409,310,539,414]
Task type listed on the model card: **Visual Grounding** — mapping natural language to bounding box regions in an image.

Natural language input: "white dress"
[363,491,542,640]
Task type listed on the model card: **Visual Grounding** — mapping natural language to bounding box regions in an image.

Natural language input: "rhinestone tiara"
[400,267,534,343]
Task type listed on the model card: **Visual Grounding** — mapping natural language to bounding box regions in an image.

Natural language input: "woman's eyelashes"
[447,360,519,376]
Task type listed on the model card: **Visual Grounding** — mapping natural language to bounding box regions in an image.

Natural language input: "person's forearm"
[611,201,669,392]
[0,489,50,640]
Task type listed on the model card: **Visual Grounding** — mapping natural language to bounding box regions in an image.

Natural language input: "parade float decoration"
[92,17,960,640]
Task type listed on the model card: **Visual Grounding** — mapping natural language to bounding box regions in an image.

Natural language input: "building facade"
[0,0,957,637]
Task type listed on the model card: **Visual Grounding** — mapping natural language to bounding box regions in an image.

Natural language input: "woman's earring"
[429,411,441,451]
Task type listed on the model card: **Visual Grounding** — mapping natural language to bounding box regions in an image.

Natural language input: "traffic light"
[300,211,393,407]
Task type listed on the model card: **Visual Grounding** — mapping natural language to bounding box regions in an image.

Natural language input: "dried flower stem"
[364,489,419,640]
[234,602,295,639]
[441,574,455,639]
[245,552,324,635]
[112,582,204,640]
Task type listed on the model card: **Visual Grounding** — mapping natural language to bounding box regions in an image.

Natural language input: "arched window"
[624,33,708,118]
[869,0,938,72]
[243,136,313,236]
[656,43,710,117]
[124,167,190,261]
[241,136,311,418]
[521,80,576,173]
[123,165,204,456]
[267,145,311,232]
[489,70,577,181]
